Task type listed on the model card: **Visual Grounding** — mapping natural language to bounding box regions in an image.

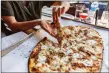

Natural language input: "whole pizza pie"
[28,26,103,72]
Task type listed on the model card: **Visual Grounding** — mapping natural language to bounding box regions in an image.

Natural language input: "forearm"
[11,19,40,31]
[2,16,41,32]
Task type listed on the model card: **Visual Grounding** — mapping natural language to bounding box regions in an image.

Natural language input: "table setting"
[1,3,109,72]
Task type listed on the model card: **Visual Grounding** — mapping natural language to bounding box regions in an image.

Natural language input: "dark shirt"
[1,1,54,35]
[1,1,54,21]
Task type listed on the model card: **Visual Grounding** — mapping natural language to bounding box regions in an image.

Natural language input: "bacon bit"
[79,47,95,57]
[68,68,70,70]
[75,33,78,37]
[68,26,73,30]
[68,53,72,56]
[57,68,61,71]
[84,30,88,36]
[83,56,90,60]
[97,54,102,58]
[65,70,69,73]
[60,65,63,68]
[46,57,51,64]
[64,47,67,50]
[72,63,85,68]
[86,51,92,56]
[93,61,100,66]
[65,35,71,38]
[77,30,82,35]
[63,44,67,48]
[47,59,51,64]
[42,64,45,67]
[72,66,76,70]
[79,47,83,51]
[69,41,72,45]
[91,36,99,39]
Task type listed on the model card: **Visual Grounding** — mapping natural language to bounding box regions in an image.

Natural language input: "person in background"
[1,1,70,37]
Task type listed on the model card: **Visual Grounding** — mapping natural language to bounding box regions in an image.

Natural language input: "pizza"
[28,26,103,72]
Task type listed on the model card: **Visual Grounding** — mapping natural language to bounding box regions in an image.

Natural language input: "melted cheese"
[82,60,93,66]
[54,48,60,53]
[61,66,68,71]
[95,46,102,53]
[87,40,97,45]
[65,49,73,55]
[51,60,60,69]
[76,37,82,42]
[62,39,67,44]
[72,53,83,59]
[36,63,42,67]
[71,45,78,51]
[61,56,69,63]
[42,66,51,72]
[91,56,97,60]
[66,43,70,46]
[87,30,98,37]
[53,56,60,62]
[64,28,71,35]
[41,45,48,50]
[38,55,46,63]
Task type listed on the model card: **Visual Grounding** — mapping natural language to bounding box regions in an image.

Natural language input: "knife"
[1,32,35,57]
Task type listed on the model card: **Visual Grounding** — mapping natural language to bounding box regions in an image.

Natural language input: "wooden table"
[1,12,109,72]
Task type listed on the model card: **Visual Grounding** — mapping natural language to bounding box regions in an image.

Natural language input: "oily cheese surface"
[28,26,103,72]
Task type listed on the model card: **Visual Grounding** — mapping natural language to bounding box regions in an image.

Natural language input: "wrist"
[34,19,41,25]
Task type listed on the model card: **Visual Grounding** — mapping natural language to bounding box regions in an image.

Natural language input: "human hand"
[40,20,57,37]
[52,6,65,28]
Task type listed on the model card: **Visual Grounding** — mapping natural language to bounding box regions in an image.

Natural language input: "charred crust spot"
[31,51,36,58]
[32,67,40,72]
[31,46,41,59]
[32,67,36,71]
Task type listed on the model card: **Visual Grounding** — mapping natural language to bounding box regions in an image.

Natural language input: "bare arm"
[1,16,41,32]
[2,16,56,36]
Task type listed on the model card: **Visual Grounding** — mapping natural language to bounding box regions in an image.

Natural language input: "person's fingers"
[54,11,57,24]
[55,12,58,27]
[56,11,60,28]
[43,21,57,37]
[61,7,65,14]
[52,7,62,28]
[58,7,61,17]
[53,7,57,24]
[52,7,55,23]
